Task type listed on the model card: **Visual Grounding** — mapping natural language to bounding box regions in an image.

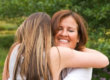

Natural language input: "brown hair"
[51,10,88,50]
[5,12,52,80]
[4,23,23,79]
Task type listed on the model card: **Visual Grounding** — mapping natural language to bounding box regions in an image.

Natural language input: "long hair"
[13,12,52,80]
[5,23,23,78]
[51,10,88,51]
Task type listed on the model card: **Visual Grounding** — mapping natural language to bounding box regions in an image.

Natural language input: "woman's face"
[54,16,79,49]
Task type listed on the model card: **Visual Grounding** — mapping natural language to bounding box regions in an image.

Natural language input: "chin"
[58,44,69,47]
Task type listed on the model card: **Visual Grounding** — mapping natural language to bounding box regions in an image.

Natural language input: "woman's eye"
[69,30,74,32]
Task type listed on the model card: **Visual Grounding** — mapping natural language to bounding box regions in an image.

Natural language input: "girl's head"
[14,12,51,80]
[16,12,51,45]
[52,10,88,50]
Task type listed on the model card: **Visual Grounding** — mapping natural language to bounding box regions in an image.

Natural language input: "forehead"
[60,16,78,29]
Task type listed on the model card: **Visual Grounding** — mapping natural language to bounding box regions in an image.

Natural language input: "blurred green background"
[0,0,110,80]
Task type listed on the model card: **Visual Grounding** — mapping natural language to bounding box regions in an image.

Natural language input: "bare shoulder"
[49,47,62,66]
[50,46,72,57]
[49,46,73,69]
[49,47,59,61]
[49,47,63,77]
[50,47,60,58]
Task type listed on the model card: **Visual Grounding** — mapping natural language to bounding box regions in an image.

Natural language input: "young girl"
[3,12,52,80]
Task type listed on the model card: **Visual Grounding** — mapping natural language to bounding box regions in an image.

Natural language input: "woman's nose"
[60,30,68,36]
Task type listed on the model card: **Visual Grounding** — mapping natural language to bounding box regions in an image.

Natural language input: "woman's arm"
[49,46,109,71]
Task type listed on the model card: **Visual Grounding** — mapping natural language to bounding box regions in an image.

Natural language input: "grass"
[0,20,17,31]
[0,30,16,35]
[0,47,8,80]
[0,20,16,80]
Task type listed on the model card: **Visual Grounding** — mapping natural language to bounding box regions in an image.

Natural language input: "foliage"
[0,21,17,30]
[88,28,110,56]
[0,0,110,29]
[0,0,110,79]
[0,47,8,80]
[0,35,14,48]
[87,28,110,80]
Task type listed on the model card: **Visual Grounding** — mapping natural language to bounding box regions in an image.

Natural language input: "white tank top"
[63,68,93,80]
[8,44,45,80]
[8,44,25,80]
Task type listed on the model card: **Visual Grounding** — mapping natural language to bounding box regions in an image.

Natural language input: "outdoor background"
[0,0,110,80]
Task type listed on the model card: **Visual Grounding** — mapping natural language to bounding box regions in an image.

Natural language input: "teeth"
[59,39,68,43]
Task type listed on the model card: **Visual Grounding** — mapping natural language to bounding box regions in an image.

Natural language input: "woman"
[50,10,109,80]
[2,11,109,80]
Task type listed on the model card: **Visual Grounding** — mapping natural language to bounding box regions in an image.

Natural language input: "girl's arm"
[49,46,109,73]
[62,47,109,68]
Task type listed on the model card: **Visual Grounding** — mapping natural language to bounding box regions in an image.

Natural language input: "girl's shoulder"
[9,44,21,80]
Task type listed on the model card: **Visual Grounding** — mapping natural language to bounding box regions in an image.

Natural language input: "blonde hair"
[12,12,51,80]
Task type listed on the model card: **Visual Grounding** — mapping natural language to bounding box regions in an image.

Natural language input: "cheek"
[70,36,78,49]
[70,34,79,43]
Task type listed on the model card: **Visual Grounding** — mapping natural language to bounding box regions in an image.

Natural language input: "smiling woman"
[54,15,79,49]
[52,10,88,51]
[51,10,109,80]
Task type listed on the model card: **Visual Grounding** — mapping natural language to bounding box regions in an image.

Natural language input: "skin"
[54,16,79,49]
